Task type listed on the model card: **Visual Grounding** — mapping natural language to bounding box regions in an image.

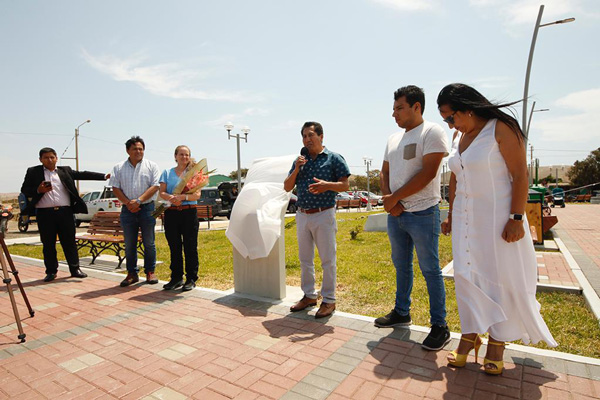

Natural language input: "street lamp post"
[363,157,373,211]
[73,119,91,191]
[522,5,574,141]
[224,122,250,193]
[525,101,550,139]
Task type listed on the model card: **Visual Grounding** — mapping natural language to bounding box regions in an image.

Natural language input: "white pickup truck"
[74,187,121,226]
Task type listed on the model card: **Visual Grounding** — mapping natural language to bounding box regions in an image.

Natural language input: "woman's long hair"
[437,83,524,140]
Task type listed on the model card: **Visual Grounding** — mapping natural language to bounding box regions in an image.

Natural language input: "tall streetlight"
[67,119,91,191]
[363,157,373,211]
[525,101,550,138]
[224,122,250,192]
[522,5,574,141]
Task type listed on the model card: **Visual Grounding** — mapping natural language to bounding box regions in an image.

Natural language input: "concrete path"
[1,257,599,400]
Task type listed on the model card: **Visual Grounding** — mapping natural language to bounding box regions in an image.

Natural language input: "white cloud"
[243,107,271,117]
[269,120,303,131]
[370,0,439,12]
[470,0,582,26]
[81,49,262,102]
[471,76,515,89]
[203,108,271,129]
[535,87,600,142]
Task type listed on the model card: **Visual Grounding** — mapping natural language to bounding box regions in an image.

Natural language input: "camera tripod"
[0,233,34,342]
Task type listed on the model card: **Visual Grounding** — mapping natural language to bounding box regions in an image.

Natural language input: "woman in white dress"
[437,83,557,375]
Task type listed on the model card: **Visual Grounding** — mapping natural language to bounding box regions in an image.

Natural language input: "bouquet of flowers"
[151,158,213,218]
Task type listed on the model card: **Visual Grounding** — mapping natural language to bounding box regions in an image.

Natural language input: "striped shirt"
[109,158,160,203]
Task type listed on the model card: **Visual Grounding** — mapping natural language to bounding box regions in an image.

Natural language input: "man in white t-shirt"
[374,85,451,351]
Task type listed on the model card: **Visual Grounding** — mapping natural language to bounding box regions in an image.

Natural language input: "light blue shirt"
[109,158,160,203]
[159,168,197,206]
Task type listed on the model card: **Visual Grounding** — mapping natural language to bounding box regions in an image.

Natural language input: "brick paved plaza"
[1,255,599,400]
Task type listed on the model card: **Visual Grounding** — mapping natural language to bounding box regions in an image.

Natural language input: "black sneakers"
[182,279,196,292]
[163,279,184,290]
[374,309,412,328]
[421,324,451,351]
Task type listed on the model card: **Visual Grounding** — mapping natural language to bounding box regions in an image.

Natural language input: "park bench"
[158,205,213,230]
[336,199,350,209]
[196,205,213,229]
[75,211,143,269]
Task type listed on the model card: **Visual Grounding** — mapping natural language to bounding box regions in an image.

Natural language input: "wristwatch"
[509,213,523,221]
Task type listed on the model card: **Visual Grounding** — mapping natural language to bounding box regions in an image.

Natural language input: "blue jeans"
[120,203,156,274]
[387,204,446,326]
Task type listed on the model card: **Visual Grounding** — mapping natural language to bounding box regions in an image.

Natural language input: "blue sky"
[1,0,598,193]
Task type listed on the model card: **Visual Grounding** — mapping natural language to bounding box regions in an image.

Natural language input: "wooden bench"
[158,205,214,230]
[196,205,213,229]
[336,199,350,209]
[76,211,143,269]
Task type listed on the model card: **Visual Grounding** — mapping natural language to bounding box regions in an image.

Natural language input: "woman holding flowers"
[159,145,201,291]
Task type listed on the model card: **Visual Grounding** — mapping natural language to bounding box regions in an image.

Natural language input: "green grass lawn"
[8,211,600,358]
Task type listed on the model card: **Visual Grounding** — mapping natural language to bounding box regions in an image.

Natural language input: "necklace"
[175,167,186,176]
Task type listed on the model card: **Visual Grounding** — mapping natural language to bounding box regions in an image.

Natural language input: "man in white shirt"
[20,147,109,282]
[110,136,160,287]
[375,86,451,351]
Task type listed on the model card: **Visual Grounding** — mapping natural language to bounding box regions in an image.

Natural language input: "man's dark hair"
[39,147,57,157]
[394,85,425,114]
[125,136,145,150]
[301,121,323,136]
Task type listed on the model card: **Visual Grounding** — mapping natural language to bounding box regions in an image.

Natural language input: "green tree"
[567,148,600,187]
[349,170,381,193]
[541,174,562,184]
[228,168,249,180]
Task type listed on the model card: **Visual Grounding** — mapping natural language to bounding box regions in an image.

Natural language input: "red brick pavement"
[0,260,599,399]
[536,252,579,288]
[552,205,600,269]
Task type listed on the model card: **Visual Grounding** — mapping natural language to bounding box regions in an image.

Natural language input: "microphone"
[300,147,309,171]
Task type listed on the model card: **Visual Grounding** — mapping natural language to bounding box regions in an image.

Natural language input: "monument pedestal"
[233,217,286,300]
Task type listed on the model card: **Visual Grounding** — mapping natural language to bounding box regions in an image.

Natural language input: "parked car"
[335,192,354,208]
[74,187,120,226]
[337,192,353,200]
[355,191,382,206]
[197,187,224,218]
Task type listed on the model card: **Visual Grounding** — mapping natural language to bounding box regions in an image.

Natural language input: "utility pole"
[529,145,534,186]
[363,157,373,211]
[63,120,91,192]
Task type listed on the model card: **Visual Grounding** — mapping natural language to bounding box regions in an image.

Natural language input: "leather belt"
[38,206,70,211]
[168,205,196,211]
[298,206,334,214]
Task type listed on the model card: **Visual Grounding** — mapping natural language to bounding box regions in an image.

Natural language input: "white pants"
[296,208,337,303]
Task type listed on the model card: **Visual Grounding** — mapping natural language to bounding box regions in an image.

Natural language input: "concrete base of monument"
[233,236,287,300]
[364,208,449,232]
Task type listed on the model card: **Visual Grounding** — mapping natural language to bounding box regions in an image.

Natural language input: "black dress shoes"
[70,268,88,278]
[43,273,56,282]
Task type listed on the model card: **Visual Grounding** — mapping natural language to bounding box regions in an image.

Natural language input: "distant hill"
[0,192,19,202]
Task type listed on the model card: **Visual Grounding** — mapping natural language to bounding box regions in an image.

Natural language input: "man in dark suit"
[21,147,109,282]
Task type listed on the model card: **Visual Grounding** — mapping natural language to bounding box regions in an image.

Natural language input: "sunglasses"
[443,111,457,125]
